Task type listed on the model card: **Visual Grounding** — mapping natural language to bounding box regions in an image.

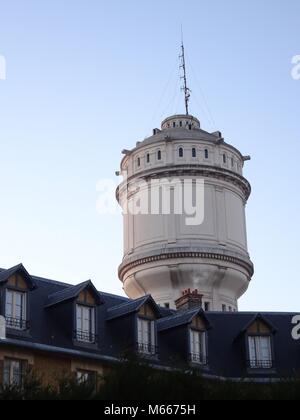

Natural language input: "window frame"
[136,316,157,356]
[178,147,184,158]
[3,358,27,388]
[75,303,97,344]
[76,369,97,386]
[189,328,208,366]
[247,334,274,370]
[5,288,28,331]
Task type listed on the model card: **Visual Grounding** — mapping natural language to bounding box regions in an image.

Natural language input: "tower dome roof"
[161,114,200,131]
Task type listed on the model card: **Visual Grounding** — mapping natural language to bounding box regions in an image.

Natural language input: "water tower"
[116,44,253,311]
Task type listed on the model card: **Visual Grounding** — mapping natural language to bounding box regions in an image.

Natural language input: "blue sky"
[0,0,299,311]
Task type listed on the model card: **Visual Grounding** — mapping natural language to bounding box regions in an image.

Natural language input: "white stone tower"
[116,47,253,311]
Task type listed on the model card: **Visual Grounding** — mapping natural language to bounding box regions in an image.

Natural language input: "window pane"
[6,290,13,305]
[5,291,26,328]
[76,305,82,330]
[137,318,155,354]
[248,337,257,364]
[259,337,271,361]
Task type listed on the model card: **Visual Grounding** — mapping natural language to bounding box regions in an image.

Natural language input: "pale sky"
[0,0,299,311]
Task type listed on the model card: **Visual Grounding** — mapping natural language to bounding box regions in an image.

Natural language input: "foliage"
[1,357,300,400]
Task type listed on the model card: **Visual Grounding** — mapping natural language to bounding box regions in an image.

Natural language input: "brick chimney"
[175,289,203,311]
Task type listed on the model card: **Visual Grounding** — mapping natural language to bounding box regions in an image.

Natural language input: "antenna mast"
[179,31,191,115]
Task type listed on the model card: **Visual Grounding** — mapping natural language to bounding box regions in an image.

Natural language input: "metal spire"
[179,29,191,115]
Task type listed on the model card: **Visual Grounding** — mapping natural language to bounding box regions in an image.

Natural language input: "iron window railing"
[189,353,208,366]
[75,330,97,344]
[136,342,158,356]
[247,359,273,369]
[5,317,29,331]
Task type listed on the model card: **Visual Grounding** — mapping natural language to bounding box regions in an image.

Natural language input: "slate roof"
[157,308,210,332]
[45,280,102,308]
[0,264,36,290]
[239,313,278,335]
[0,264,300,380]
[106,295,163,321]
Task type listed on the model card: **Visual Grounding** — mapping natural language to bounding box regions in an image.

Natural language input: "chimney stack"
[175,289,203,311]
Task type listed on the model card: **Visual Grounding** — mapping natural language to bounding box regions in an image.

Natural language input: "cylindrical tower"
[116,114,253,311]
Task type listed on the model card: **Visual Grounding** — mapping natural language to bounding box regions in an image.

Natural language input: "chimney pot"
[175,289,203,311]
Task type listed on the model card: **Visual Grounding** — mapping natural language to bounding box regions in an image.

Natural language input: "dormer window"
[76,304,96,344]
[248,336,272,369]
[189,329,207,365]
[244,316,275,370]
[137,317,156,356]
[5,290,27,330]
[136,303,158,356]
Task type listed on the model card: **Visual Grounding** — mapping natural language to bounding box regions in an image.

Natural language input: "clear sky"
[0,0,299,311]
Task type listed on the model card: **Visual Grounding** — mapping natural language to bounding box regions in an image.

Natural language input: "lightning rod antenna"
[179,28,191,115]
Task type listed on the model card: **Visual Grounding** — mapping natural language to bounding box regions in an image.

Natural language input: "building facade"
[117,114,253,311]
[0,264,299,389]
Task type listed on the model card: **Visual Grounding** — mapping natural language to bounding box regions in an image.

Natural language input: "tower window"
[137,157,141,167]
[147,154,150,164]
[205,149,209,159]
[222,305,226,312]
[179,148,184,158]
[231,157,234,168]
[173,122,176,128]
[204,302,210,312]
[192,148,197,158]
[179,121,183,127]
[157,150,162,161]
[223,154,227,164]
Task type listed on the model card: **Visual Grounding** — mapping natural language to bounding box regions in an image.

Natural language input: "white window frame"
[76,304,96,344]
[137,318,156,356]
[5,289,27,330]
[190,329,207,365]
[248,335,273,369]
